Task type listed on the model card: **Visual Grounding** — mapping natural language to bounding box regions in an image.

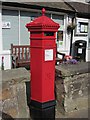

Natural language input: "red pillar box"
[26,8,59,119]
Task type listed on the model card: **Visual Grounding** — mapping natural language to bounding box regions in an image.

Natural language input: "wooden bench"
[11,44,30,68]
[11,43,65,68]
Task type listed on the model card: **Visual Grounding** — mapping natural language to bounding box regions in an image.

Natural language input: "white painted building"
[0,1,90,70]
[67,2,90,62]
[0,1,75,70]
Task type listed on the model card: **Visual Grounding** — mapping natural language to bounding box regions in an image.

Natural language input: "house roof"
[2,0,90,18]
[22,2,75,12]
[2,0,75,14]
[67,2,90,14]
[67,2,90,18]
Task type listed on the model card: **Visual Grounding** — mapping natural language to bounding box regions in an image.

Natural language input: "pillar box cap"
[26,8,60,32]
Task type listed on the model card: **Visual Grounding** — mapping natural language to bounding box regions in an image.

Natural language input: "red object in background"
[64,55,72,60]
[26,8,59,103]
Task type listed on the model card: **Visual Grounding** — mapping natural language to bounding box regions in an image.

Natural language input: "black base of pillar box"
[29,100,56,120]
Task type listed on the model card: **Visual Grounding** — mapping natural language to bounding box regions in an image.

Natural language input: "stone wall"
[0,68,30,119]
[56,62,90,113]
[0,62,90,119]
[64,73,89,113]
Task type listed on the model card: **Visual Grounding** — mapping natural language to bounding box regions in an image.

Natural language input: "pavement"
[67,108,89,118]
[56,108,89,118]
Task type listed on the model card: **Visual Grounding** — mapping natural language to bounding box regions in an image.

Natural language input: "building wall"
[0,4,3,70]
[53,14,68,53]
[0,5,11,70]
[1,6,68,69]
[86,19,90,61]
[1,50,11,70]
[2,9,19,50]
[72,17,90,61]
[65,15,73,55]
[1,5,89,70]
[1,8,41,70]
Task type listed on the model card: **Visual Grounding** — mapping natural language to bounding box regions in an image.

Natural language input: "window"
[57,31,63,48]
[2,9,19,50]
[19,11,38,45]
[52,14,64,25]
[20,11,31,45]
[57,31,63,41]
[31,16,37,21]
[2,10,39,50]
[78,22,88,33]
[76,18,88,35]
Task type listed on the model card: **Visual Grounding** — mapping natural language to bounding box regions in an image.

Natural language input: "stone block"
[16,83,29,118]
[64,73,89,113]
[1,68,30,119]
[64,97,88,113]
[2,88,12,101]
[56,62,90,113]
[3,98,18,118]
[1,67,30,82]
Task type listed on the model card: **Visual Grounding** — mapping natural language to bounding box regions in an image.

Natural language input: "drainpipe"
[69,17,74,56]
[69,13,77,56]
[1,56,4,70]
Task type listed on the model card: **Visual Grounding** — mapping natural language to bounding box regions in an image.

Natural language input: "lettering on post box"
[45,49,53,61]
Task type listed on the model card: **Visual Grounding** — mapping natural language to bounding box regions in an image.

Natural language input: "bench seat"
[11,44,30,68]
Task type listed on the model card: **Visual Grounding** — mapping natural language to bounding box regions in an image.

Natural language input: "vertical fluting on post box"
[26,8,60,119]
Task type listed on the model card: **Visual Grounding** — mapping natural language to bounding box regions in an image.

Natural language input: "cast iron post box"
[26,8,59,119]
